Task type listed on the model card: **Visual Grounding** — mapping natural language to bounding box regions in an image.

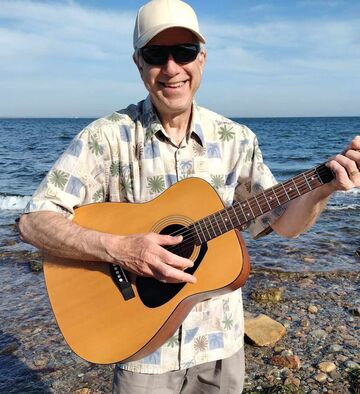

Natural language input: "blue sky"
[1,0,359,117]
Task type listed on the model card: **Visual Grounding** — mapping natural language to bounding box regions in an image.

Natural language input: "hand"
[326,135,360,191]
[104,232,196,284]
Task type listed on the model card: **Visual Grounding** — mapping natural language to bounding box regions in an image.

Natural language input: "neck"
[157,106,193,145]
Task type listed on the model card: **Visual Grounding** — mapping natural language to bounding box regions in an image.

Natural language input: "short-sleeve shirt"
[25,96,283,373]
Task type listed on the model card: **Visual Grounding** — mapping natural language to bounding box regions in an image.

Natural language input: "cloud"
[0,0,359,117]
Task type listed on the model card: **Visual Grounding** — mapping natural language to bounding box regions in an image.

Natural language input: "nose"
[161,54,181,76]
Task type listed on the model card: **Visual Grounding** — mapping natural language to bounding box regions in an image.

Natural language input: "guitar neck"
[192,163,334,244]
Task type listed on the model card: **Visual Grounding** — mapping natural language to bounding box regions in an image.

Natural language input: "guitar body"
[44,177,250,364]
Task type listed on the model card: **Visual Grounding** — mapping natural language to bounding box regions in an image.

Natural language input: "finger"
[329,154,358,177]
[155,233,183,246]
[348,135,360,150]
[150,263,197,284]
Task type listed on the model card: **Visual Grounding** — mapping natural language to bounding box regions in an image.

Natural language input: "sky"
[1,0,360,118]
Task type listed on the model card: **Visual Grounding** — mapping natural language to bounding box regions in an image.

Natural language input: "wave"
[335,187,360,196]
[0,195,31,211]
[327,204,359,211]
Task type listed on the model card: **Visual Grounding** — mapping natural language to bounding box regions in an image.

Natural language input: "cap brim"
[134,24,206,49]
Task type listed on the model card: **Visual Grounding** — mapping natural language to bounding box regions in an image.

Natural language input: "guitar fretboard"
[191,163,334,245]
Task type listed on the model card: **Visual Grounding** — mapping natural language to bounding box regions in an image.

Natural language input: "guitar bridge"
[110,264,135,301]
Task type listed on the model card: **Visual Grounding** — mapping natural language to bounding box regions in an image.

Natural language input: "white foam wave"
[335,187,360,196]
[0,195,31,211]
[327,204,359,211]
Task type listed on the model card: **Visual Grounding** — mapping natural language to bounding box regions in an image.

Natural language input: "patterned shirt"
[25,96,283,373]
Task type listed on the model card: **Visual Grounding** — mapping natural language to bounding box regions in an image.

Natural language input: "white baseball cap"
[133,0,206,49]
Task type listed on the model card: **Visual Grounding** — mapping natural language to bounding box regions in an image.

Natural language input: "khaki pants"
[112,347,245,394]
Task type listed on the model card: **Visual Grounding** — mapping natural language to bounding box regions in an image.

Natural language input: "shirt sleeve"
[24,125,109,219]
[234,134,285,239]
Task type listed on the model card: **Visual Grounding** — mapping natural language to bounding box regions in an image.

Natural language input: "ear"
[133,53,144,79]
[198,49,206,74]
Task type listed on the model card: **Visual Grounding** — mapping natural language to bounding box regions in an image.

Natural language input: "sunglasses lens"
[141,44,200,65]
[141,46,168,65]
[173,44,200,64]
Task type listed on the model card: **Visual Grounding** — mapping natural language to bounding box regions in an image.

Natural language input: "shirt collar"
[143,96,205,146]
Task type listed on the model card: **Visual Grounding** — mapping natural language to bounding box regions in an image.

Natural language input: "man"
[19,0,360,393]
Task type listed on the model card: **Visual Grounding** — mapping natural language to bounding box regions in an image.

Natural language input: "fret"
[207,215,217,238]
[230,204,242,227]
[225,206,236,228]
[194,221,205,244]
[272,186,282,205]
[219,210,232,232]
[213,213,223,235]
[281,184,291,201]
[283,180,300,199]
[263,191,273,211]
[206,217,217,239]
[302,173,312,191]
[244,200,255,219]
[291,178,301,195]
[254,195,264,214]
[199,218,212,240]
[238,202,248,222]
[191,222,201,245]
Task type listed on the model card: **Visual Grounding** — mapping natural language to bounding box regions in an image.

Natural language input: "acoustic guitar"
[44,163,334,364]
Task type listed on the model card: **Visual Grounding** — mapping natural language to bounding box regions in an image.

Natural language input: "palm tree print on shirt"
[210,175,225,190]
[92,188,104,202]
[88,136,103,156]
[49,170,69,189]
[218,125,235,141]
[194,335,208,352]
[222,313,234,330]
[147,176,165,194]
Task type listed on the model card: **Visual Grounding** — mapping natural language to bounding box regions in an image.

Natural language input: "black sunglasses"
[140,43,201,66]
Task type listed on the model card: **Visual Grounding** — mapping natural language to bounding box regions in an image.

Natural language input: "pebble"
[250,287,284,303]
[308,305,318,314]
[328,344,343,352]
[315,372,327,383]
[311,329,327,339]
[318,361,336,373]
[345,360,360,369]
[270,355,301,370]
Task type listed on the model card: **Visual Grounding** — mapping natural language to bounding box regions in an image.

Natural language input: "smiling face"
[134,27,206,120]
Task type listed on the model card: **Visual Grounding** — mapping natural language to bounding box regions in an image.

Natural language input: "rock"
[250,288,284,303]
[270,355,301,370]
[75,389,91,394]
[347,306,360,316]
[0,342,19,355]
[318,361,336,373]
[315,372,327,383]
[311,329,327,339]
[301,319,310,328]
[308,305,318,314]
[33,357,49,368]
[29,260,43,272]
[244,314,286,346]
[345,361,360,369]
[284,377,301,387]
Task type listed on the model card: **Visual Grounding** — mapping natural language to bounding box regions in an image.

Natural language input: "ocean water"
[0,116,359,272]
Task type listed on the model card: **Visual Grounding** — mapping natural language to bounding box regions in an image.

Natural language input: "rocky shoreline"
[0,250,359,394]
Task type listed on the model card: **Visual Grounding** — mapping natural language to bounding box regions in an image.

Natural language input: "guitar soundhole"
[160,223,194,259]
[136,224,207,308]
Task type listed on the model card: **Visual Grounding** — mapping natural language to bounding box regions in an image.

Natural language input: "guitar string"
[161,166,333,252]
[163,166,331,246]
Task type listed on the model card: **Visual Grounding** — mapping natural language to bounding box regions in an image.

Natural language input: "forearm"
[271,183,333,238]
[18,211,114,262]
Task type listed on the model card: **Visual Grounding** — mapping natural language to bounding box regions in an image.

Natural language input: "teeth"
[163,82,185,88]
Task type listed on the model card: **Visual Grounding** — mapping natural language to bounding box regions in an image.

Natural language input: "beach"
[1,116,359,393]
[1,245,359,394]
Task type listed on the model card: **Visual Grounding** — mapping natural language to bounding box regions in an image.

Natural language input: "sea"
[0,116,359,272]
